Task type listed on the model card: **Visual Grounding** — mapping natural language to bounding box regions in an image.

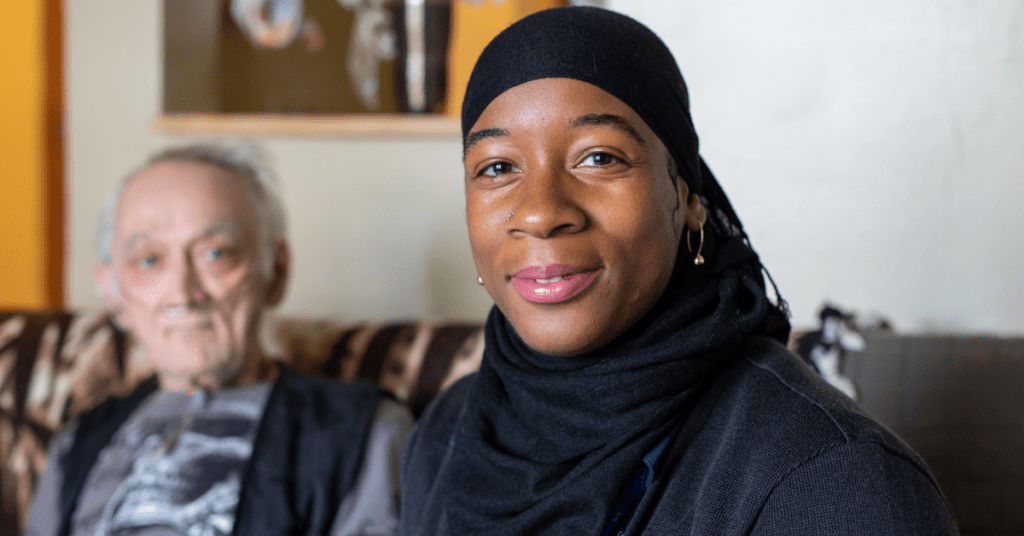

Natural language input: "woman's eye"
[579,152,623,167]
[480,162,521,177]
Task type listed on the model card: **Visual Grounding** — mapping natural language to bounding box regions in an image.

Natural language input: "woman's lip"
[514,264,575,280]
[512,268,601,304]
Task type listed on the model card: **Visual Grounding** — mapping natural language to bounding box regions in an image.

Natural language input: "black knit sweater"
[402,337,959,535]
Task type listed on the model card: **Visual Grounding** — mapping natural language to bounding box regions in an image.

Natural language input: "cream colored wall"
[67,1,1024,333]
[65,0,492,322]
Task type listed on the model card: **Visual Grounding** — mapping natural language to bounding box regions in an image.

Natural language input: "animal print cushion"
[0,310,484,535]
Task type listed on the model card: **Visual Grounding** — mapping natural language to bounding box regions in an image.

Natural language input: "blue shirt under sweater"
[402,336,959,535]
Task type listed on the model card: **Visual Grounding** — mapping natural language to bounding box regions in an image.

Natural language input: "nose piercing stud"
[507,212,515,221]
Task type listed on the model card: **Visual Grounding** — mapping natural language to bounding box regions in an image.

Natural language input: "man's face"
[101,160,283,391]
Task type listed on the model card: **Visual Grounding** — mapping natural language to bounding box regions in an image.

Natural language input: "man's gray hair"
[97,143,288,279]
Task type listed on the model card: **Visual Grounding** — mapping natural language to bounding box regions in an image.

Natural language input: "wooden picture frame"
[160,0,459,136]
[159,0,567,137]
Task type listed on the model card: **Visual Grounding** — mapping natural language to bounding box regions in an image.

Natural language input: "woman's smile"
[511,264,602,304]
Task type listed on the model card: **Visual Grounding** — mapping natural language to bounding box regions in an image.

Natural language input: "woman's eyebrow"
[463,128,510,156]
[572,114,646,146]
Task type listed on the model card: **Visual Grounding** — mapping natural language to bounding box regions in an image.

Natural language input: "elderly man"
[25,145,412,536]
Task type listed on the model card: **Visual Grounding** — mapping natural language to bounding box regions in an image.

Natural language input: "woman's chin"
[515,321,615,358]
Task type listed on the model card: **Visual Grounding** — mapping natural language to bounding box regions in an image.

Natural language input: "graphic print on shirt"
[84,394,266,536]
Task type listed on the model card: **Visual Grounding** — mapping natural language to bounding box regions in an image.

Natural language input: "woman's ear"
[264,241,290,307]
[671,179,707,238]
[667,154,706,236]
[685,192,707,232]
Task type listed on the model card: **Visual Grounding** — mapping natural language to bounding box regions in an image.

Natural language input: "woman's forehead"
[468,78,655,140]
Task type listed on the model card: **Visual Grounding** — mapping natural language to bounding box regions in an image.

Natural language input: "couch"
[834,331,1023,536]
[0,309,484,535]
[1,310,1021,535]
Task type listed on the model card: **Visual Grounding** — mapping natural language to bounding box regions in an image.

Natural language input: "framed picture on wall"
[159,0,566,136]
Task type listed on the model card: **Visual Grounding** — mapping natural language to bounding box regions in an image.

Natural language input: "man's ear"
[264,241,290,307]
[96,262,127,329]
[96,263,118,308]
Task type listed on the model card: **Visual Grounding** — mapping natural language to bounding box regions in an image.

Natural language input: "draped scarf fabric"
[431,236,774,535]
[421,6,791,535]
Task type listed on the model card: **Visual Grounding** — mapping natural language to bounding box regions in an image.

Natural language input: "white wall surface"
[66,0,1024,333]
[609,0,1024,333]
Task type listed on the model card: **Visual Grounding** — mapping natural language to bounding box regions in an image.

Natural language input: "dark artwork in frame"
[163,0,451,115]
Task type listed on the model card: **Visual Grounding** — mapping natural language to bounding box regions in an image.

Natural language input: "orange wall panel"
[446,0,566,117]
[0,0,63,310]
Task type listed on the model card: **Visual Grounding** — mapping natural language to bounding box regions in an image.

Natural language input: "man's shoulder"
[76,375,160,422]
[246,366,393,485]
[273,364,385,410]
[277,364,381,393]
[255,366,387,455]
[63,376,159,467]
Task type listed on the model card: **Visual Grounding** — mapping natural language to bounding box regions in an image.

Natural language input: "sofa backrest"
[0,310,484,535]
[837,331,1024,535]
[5,311,1022,535]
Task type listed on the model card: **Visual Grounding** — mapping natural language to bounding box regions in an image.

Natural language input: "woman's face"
[465,78,705,356]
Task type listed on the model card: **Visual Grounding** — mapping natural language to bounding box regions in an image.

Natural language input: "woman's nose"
[507,165,586,238]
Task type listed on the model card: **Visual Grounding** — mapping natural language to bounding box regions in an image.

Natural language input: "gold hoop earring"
[687,226,705,266]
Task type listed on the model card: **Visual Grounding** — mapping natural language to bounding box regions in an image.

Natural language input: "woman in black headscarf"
[402,7,957,535]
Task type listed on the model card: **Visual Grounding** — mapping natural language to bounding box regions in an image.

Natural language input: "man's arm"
[329,398,414,536]
[23,423,77,536]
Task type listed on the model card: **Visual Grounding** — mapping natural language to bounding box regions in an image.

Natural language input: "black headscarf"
[419,7,790,535]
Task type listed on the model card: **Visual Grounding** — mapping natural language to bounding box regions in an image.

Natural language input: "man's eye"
[204,247,235,262]
[579,152,623,167]
[135,255,159,269]
[480,162,521,177]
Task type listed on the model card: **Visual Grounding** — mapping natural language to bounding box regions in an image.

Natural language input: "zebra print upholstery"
[0,310,484,535]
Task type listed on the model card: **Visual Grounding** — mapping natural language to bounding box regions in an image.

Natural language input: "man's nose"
[167,253,210,307]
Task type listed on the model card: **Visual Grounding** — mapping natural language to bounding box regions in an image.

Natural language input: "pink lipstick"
[512,264,600,304]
